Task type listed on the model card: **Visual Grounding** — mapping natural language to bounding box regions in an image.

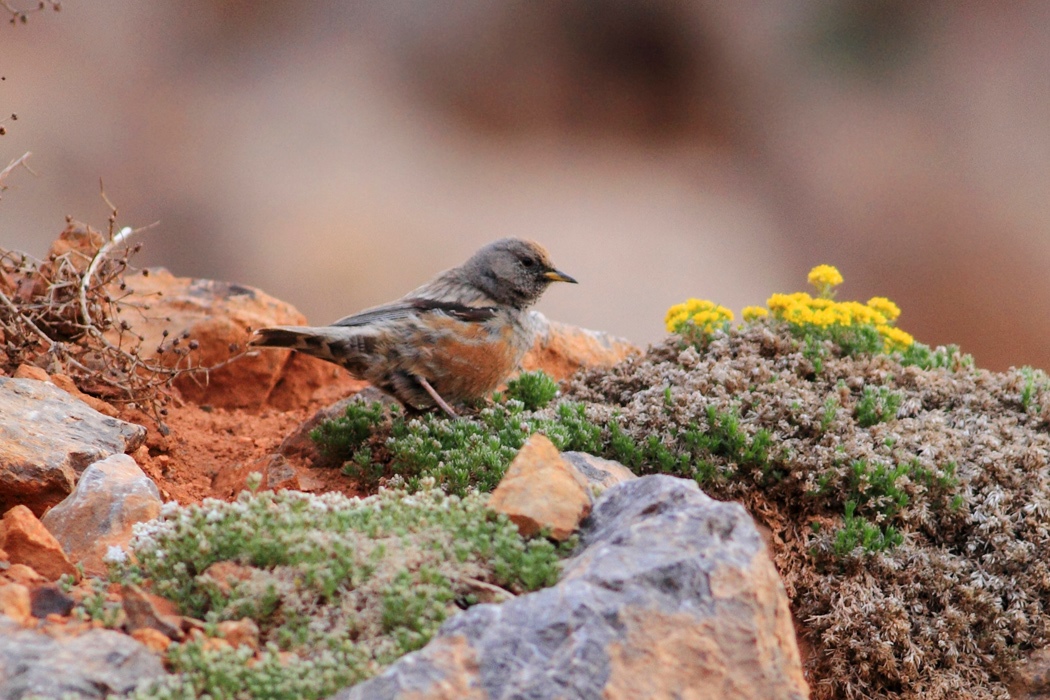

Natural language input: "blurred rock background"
[1,1,1047,370]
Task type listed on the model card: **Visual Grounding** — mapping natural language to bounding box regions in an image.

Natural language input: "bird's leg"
[417,376,458,418]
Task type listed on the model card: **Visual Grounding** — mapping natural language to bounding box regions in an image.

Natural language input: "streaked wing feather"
[331,298,498,327]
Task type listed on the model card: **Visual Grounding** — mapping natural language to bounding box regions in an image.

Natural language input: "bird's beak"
[544,269,578,284]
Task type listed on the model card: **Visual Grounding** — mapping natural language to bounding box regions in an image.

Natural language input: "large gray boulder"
[333,474,809,700]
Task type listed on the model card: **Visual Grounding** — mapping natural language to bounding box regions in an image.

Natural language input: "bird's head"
[463,238,577,309]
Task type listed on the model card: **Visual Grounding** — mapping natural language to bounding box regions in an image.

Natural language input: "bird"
[249,238,577,417]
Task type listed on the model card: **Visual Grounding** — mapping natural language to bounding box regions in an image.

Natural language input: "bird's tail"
[250,325,360,364]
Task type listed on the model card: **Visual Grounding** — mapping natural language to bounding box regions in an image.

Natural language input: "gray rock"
[0,378,146,515]
[41,454,162,576]
[0,619,165,699]
[332,475,809,700]
[562,451,636,491]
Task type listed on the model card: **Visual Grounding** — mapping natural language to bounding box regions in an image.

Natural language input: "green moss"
[503,370,560,410]
[132,640,369,700]
[312,396,608,496]
[897,341,973,371]
[854,386,902,428]
[832,500,903,556]
[1019,366,1049,413]
[310,401,386,459]
[120,482,566,698]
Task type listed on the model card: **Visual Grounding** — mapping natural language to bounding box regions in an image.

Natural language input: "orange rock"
[217,618,260,651]
[0,505,77,581]
[117,269,362,410]
[131,626,174,654]
[201,636,233,653]
[0,377,146,516]
[0,581,31,624]
[4,563,46,586]
[211,453,299,500]
[122,583,184,641]
[488,433,591,541]
[521,312,640,382]
[200,561,255,597]
[13,364,49,382]
[45,221,104,273]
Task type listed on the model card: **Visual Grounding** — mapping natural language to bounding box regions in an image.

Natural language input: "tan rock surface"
[0,377,146,515]
[561,451,636,491]
[488,433,592,541]
[41,454,162,577]
[0,505,77,581]
[520,311,640,381]
[0,582,31,625]
[119,268,363,410]
[211,453,300,500]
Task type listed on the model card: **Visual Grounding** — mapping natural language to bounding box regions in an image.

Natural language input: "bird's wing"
[330,298,499,327]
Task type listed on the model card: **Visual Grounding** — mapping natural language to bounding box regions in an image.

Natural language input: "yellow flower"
[783,304,814,325]
[767,292,813,314]
[664,302,690,332]
[742,306,769,322]
[867,297,901,322]
[878,325,914,351]
[807,264,844,289]
[665,298,733,333]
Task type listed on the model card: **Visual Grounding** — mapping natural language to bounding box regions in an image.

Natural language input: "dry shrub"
[565,324,1050,699]
[0,215,243,427]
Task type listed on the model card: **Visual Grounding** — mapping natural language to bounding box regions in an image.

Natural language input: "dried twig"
[1,199,247,428]
[448,575,515,603]
[0,285,52,349]
[1,0,60,24]
[0,152,33,197]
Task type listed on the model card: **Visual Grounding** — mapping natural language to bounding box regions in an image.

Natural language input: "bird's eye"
[521,257,536,268]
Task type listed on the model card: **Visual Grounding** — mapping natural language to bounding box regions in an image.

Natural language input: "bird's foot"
[417,376,459,418]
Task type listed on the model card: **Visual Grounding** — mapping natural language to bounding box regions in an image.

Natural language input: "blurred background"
[1,1,1048,371]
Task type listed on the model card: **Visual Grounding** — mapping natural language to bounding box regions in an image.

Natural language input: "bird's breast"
[412,310,533,402]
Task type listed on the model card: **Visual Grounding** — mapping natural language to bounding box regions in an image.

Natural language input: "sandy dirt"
[121,391,367,506]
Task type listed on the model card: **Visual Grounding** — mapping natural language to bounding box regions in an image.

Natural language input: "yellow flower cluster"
[741,306,769,322]
[664,265,915,353]
[807,264,844,291]
[665,298,735,334]
[865,296,901,322]
[877,325,913,352]
[767,293,894,329]
[764,266,913,350]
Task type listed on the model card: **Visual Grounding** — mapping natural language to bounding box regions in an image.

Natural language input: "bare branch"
[1,1,60,25]
[0,152,33,197]
[1,207,245,427]
[0,285,53,349]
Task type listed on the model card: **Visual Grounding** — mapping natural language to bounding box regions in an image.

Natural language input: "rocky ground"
[2,228,1050,699]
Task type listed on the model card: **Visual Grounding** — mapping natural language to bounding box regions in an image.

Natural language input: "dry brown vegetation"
[0,216,244,428]
[562,325,1050,699]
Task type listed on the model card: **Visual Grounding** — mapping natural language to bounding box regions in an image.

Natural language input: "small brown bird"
[250,238,576,416]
